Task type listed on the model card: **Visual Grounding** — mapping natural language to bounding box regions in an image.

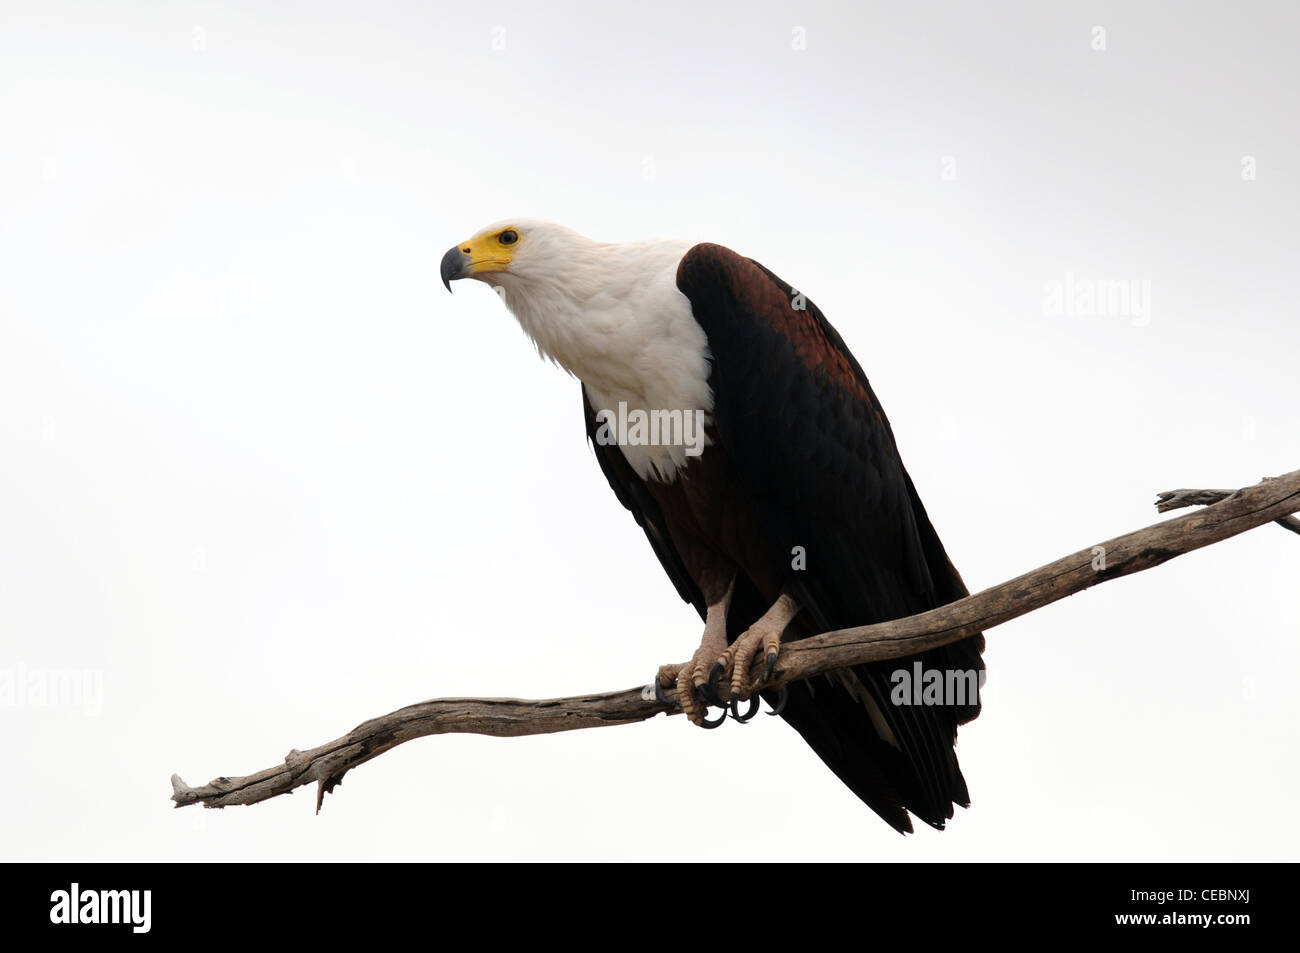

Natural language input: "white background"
[2,1,1297,860]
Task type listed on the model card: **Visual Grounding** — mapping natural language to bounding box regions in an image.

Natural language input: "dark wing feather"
[677,243,985,830]
[582,386,706,620]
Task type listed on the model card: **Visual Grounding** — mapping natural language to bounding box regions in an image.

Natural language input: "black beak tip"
[440,245,469,294]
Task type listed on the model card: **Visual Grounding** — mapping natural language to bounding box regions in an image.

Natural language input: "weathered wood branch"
[172,469,1300,813]
[1156,486,1300,536]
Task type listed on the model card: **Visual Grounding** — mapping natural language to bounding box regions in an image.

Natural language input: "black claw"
[763,651,779,682]
[702,664,725,707]
[729,695,760,723]
[765,684,789,716]
[700,706,728,729]
[653,680,670,705]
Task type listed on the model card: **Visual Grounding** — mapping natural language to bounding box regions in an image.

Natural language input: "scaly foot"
[654,578,735,727]
[707,593,799,721]
[655,644,729,728]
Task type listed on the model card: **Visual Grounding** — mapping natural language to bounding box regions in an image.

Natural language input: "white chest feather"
[490,238,714,482]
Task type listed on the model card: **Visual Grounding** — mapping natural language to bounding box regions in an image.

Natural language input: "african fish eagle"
[441,220,985,832]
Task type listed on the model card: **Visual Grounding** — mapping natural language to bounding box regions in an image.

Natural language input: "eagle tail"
[731,577,980,833]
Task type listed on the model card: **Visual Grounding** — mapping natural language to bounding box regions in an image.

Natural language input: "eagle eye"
[499,229,519,245]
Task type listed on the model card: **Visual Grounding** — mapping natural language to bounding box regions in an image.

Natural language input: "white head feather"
[460,219,714,481]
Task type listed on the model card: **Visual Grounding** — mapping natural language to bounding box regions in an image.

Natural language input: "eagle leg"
[654,577,735,726]
[708,593,799,706]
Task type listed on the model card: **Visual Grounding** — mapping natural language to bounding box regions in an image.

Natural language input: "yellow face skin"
[456,226,521,277]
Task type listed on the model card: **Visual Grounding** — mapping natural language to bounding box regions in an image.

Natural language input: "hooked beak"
[440,245,470,293]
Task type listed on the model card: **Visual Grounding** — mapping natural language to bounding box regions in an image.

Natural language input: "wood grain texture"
[172,469,1300,813]
[1156,486,1300,536]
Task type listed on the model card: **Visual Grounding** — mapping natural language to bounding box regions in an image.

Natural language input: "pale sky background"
[2,1,1297,861]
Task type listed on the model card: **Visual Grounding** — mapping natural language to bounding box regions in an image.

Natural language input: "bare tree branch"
[172,469,1300,813]
[1156,486,1300,536]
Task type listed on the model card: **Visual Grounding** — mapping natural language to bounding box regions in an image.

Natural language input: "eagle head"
[439,219,587,292]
